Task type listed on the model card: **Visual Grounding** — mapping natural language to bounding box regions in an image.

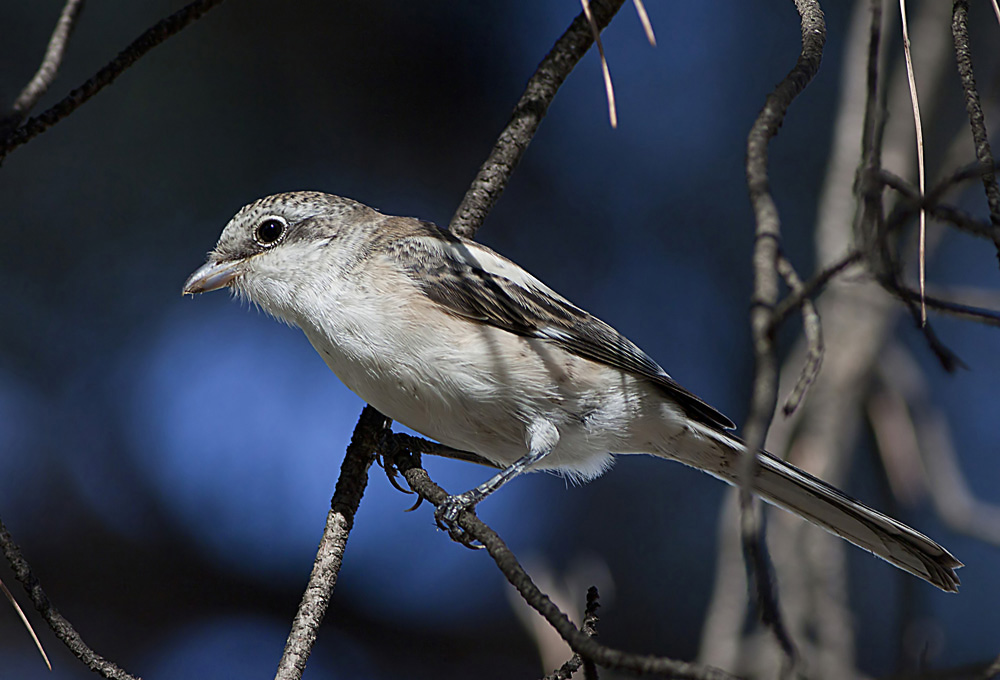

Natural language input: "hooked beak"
[182,258,240,295]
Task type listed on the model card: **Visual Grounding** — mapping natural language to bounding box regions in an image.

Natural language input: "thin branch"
[951,0,1000,263]
[388,446,738,680]
[0,518,138,680]
[0,0,228,162]
[274,406,388,680]
[448,0,627,239]
[0,0,84,138]
[775,255,823,416]
[770,249,862,324]
[897,0,928,323]
[876,345,1000,546]
[741,0,826,661]
[541,587,601,680]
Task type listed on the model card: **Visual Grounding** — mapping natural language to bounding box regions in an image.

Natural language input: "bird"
[183,191,961,592]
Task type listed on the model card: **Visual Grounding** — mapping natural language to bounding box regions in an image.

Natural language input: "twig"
[0,0,84,138]
[448,0,627,239]
[541,587,602,680]
[388,446,739,680]
[0,518,138,680]
[741,0,826,661]
[897,0,928,323]
[770,249,862,324]
[775,255,823,416]
[0,0,228,161]
[951,0,1000,264]
[876,344,1000,546]
[274,406,388,680]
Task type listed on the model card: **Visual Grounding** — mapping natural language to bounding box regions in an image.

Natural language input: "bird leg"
[435,420,558,546]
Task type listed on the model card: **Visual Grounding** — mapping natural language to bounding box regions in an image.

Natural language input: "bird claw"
[434,493,484,549]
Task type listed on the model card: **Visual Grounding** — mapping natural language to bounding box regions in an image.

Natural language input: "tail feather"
[671,426,962,592]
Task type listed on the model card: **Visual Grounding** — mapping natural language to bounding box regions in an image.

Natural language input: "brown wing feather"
[392,235,736,432]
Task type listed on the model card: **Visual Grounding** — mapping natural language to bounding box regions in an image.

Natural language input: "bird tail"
[660,423,962,592]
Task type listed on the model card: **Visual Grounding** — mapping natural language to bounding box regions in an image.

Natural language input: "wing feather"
[388,231,735,432]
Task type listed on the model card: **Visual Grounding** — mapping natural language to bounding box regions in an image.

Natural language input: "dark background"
[1,1,998,678]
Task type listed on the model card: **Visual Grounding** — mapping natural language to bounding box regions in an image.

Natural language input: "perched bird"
[183,191,961,591]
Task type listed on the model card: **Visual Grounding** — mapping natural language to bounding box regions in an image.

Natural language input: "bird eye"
[254,217,286,247]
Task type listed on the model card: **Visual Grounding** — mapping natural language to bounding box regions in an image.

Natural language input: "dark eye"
[254,217,286,246]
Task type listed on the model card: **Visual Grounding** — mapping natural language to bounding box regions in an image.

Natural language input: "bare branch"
[275,406,388,680]
[0,0,84,138]
[951,0,1000,262]
[775,255,824,416]
[0,0,228,161]
[387,446,739,680]
[0,518,138,680]
[741,0,826,661]
[448,0,627,239]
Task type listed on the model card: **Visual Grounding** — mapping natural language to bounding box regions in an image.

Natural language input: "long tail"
[665,424,962,592]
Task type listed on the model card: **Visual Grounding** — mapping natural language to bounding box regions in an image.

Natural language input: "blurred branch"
[448,0,626,239]
[540,586,601,680]
[386,444,738,680]
[951,0,1000,260]
[0,0,84,139]
[775,254,823,416]
[274,405,388,680]
[877,344,1000,546]
[0,0,227,162]
[740,0,826,663]
[0,517,138,680]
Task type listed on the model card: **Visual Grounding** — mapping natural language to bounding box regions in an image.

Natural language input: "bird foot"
[434,492,484,549]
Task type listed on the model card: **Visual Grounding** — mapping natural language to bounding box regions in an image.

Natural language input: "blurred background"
[1,1,998,678]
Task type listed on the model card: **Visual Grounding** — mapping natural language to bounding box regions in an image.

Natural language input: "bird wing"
[388,230,735,432]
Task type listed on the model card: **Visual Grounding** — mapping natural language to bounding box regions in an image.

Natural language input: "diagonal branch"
[0,0,228,162]
[448,0,627,239]
[0,518,138,680]
[388,446,738,680]
[0,0,84,138]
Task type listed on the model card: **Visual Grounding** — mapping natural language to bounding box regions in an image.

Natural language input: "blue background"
[1,1,998,678]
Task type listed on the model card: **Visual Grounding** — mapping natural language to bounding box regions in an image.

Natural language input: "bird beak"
[182,259,240,295]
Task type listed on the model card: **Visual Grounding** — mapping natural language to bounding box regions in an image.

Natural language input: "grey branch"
[0,0,84,138]
[0,0,227,161]
[274,406,388,680]
[448,0,626,240]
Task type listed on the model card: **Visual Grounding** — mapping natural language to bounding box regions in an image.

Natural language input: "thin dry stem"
[633,0,656,46]
[897,0,927,324]
[580,0,618,128]
[1,576,50,670]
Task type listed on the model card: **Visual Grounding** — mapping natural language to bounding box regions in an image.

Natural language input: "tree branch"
[740,0,826,661]
[0,0,84,139]
[387,446,739,680]
[0,518,138,680]
[0,0,228,162]
[448,0,627,239]
[274,406,388,680]
[951,0,1000,263]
